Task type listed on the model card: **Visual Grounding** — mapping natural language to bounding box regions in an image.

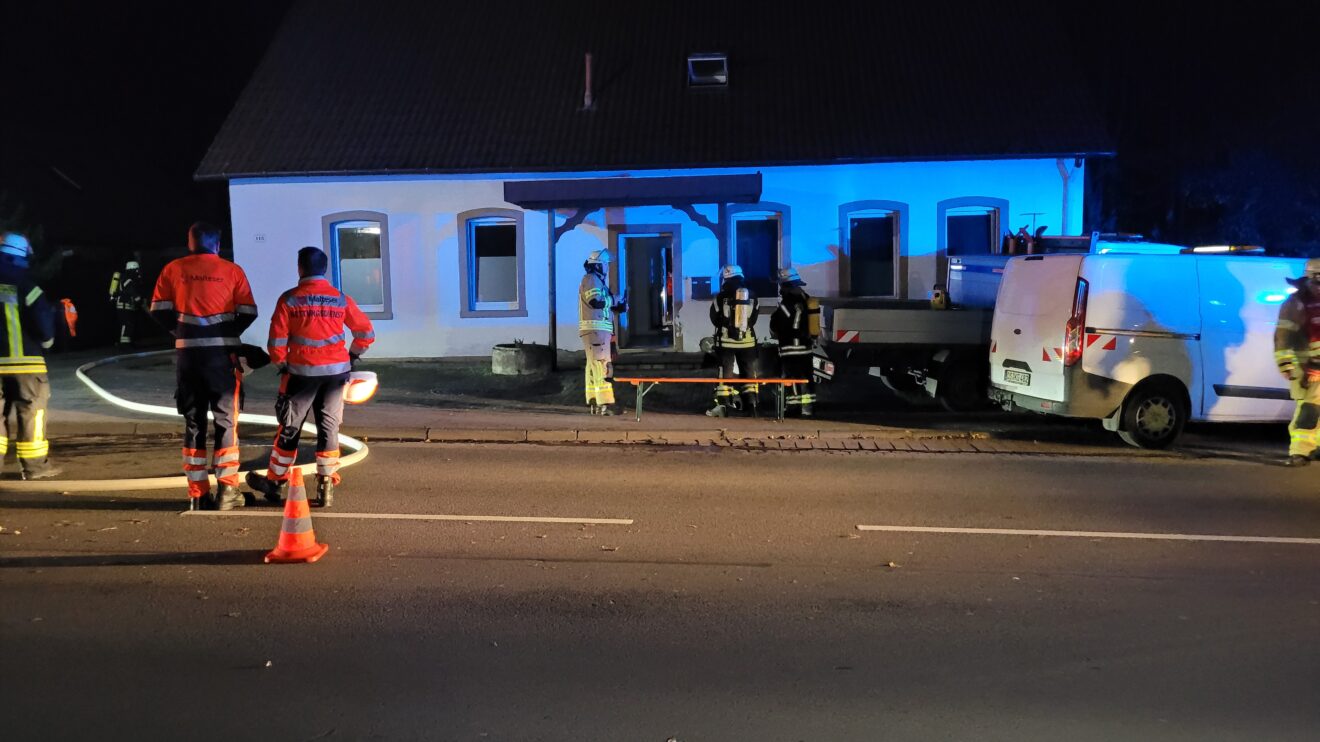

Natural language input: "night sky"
[3,1,1317,262]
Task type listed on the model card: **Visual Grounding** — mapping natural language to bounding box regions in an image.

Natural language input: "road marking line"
[183,511,633,525]
[855,524,1320,545]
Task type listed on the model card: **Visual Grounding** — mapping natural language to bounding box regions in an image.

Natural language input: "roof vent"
[687,53,728,87]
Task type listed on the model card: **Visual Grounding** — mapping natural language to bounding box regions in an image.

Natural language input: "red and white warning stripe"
[835,330,860,343]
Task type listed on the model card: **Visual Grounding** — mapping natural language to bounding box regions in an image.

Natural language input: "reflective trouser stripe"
[0,435,7,455]
[316,450,340,476]
[214,446,240,484]
[714,384,737,399]
[267,446,296,481]
[1288,381,1320,457]
[15,440,49,458]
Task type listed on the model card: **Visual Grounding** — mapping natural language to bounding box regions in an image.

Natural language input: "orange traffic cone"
[264,467,329,564]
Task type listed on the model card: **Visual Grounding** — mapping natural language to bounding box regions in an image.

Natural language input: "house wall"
[229,158,1084,357]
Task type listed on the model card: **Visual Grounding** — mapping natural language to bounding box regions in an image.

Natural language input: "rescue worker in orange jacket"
[247,247,374,508]
[1275,257,1320,467]
[150,222,258,510]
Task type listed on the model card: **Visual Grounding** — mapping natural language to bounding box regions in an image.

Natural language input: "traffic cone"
[264,467,329,564]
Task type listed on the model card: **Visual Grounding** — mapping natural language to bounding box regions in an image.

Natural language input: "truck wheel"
[936,359,990,413]
[1116,382,1187,449]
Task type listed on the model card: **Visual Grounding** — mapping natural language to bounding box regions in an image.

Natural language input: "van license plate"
[1004,369,1031,386]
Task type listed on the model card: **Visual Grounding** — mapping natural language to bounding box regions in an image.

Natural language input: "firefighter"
[769,267,819,417]
[578,250,626,415]
[0,232,59,479]
[108,257,145,347]
[1275,257,1320,467]
[707,265,760,417]
[149,222,258,510]
[247,247,375,507]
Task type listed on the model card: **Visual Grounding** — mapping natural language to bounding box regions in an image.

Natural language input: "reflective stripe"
[271,450,296,465]
[286,361,352,376]
[579,320,613,332]
[285,294,346,308]
[214,453,240,466]
[281,516,314,534]
[352,330,375,339]
[177,312,236,326]
[268,461,289,476]
[4,302,22,358]
[175,337,238,348]
[269,337,288,347]
[350,342,370,354]
[183,455,208,466]
[25,286,43,305]
[186,470,210,482]
[149,300,174,311]
[289,332,345,347]
[236,304,258,315]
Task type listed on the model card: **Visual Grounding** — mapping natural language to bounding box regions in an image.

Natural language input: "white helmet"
[125,260,140,271]
[0,232,32,260]
[586,250,612,265]
[776,267,804,286]
[720,265,744,281]
[342,371,379,404]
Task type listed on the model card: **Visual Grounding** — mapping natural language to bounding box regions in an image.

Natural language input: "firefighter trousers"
[581,330,615,406]
[1,374,52,475]
[176,349,243,498]
[266,372,348,484]
[714,346,759,407]
[779,350,816,412]
[115,308,138,346]
[1288,377,1320,458]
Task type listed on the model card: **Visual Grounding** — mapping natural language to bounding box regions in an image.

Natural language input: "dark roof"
[197,0,1112,180]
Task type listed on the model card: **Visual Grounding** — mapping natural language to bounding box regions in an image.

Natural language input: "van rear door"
[990,255,1085,404]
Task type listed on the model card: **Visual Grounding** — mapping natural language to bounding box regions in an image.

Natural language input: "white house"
[198,0,1109,358]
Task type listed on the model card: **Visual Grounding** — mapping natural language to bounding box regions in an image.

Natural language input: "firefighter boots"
[315,476,335,508]
[246,470,289,504]
[215,484,244,511]
[1286,455,1311,467]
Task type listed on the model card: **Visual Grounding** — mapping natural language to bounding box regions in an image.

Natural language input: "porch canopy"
[503,173,761,210]
[505,173,762,366]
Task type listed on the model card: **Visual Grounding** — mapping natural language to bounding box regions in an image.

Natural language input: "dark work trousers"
[713,346,759,407]
[176,349,243,498]
[779,351,817,411]
[1,373,53,475]
[267,372,348,484]
[115,308,138,346]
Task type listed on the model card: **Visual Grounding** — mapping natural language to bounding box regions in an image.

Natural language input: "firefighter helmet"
[342,371,379,404]
[1289,257,1320,287]
[0,232,31,260]
[586,250,612,265]
[776,267,804,286]
[720,265,744,281]
[125,260,140,271]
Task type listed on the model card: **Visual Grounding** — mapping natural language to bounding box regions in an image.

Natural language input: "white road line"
[183,511,633,525]
[855,524,1320,546]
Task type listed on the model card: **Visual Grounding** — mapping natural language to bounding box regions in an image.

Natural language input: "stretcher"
[610,376,811,422]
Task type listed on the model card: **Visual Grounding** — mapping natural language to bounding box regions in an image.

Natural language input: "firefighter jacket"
[0,260,55,374]
[109,268,144,311]
[1275,288,1320,375]
[710,280,759,349]
[769,286,816,356]
[578,271,615,335]
[267,276,375,377]
[150,253,258,350]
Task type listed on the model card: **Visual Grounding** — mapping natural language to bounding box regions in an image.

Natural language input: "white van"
[988,251,1306,448]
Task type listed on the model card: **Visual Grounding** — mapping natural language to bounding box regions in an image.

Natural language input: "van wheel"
[937,359,990,412]
[1116,383,1187,449]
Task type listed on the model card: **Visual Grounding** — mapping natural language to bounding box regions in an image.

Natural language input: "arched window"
[322,210,392,319]
[458,208,527,318]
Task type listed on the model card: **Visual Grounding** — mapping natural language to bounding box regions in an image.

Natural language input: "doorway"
[611,231,678,349]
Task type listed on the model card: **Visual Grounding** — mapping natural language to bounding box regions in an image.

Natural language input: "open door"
[612,232,675,349]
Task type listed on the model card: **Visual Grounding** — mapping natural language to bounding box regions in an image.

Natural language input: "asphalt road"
[2,444,1319,741]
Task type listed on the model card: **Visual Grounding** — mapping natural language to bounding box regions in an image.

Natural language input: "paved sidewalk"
[36,349,1288,463]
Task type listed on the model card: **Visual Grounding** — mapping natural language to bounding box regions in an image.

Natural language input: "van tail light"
[1063,278,1089,367]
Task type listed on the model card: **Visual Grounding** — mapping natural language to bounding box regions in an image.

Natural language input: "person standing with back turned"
[578,250,627,415]
[150,222,258,510]
[247,247,374,508]
[0,232,59,479]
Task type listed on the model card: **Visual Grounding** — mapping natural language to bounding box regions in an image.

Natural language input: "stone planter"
[491,343,554,376]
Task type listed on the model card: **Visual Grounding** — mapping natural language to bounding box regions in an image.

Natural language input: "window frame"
[937,196,1009,258]
[458,207,527,319]
[838,200,909,298]
[725,202,790,297]
[321,210,393,320]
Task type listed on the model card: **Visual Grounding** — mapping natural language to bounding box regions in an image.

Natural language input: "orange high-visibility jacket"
[149,253,258,349]
[267,277,375,376]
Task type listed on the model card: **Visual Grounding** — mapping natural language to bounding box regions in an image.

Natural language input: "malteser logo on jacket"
[186,274,224,283]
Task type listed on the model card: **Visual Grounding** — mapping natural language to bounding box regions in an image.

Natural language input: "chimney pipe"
[583,52,594,110]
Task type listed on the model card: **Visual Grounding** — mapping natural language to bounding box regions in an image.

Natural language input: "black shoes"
[315,477,334,509]
[246,471,288,504]
[215,484,244,510]
[20,465,61,481]
[1285,455,1311,468]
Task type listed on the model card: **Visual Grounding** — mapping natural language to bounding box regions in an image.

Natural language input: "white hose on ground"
[0,349,368,493]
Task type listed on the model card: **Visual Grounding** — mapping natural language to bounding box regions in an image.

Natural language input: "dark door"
[849,215,896,296]
[617,235,674,349]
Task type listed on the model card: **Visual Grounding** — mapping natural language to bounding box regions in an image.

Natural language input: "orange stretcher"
[611,376,811,422]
